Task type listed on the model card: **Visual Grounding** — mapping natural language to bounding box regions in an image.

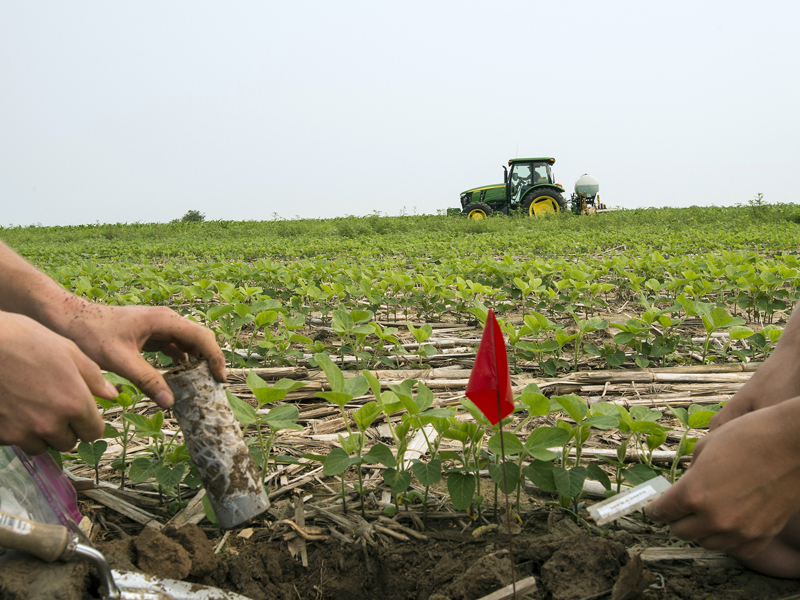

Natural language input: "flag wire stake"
[492,314,518,600]
[496,387,518,600]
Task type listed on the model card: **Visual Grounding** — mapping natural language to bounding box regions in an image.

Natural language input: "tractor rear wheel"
[464,202,493,220]
[521,189,566,217]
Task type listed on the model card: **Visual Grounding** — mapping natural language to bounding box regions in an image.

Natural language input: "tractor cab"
[506,159,556,206]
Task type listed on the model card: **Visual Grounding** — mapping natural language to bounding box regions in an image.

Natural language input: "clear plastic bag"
[0,446,81,526]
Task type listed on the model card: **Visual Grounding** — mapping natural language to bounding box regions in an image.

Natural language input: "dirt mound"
[3,520,800,600]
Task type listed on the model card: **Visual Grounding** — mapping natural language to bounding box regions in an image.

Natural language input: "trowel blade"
[111,569,253,600]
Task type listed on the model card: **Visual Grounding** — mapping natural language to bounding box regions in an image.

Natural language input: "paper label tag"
[0,513,31,535]
[588,476,671,525]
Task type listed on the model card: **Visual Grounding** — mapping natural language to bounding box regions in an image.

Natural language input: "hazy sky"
[1,1,799,226]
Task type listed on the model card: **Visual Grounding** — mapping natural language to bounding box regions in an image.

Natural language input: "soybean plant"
[226,372,307,487]
[667,403,720,483]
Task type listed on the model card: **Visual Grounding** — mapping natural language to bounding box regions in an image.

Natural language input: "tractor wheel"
[521,190,566,217]
[464,202,493,220]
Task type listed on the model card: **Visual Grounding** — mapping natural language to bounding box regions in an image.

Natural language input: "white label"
[0,513,31,535]
[589,477,672,525]
[595,485,657,518]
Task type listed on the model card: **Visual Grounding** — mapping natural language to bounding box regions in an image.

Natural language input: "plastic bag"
[0,446,81,527]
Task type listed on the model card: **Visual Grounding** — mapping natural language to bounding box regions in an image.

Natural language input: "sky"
[1,1,799,226]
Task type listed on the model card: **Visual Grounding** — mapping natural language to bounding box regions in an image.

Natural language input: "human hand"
[647,397,800,558]
[0,312,116,455]
[711,342,800,430]
[57,303,226,408]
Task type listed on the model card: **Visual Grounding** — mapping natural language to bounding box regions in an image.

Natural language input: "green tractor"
[458,157,567,219]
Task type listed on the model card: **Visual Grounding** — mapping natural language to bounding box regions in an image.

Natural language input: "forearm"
[774,307,800,350]
[0,241,89,334]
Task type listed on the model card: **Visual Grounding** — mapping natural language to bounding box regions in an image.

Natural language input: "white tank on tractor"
[569,174,605,213]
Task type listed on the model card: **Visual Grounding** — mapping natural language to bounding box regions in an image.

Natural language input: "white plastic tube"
[165,360,269,529]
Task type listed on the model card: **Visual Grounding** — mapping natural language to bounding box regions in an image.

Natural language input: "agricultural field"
[3,204,800,600]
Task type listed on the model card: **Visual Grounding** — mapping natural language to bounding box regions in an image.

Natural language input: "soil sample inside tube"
[164,358,269,529]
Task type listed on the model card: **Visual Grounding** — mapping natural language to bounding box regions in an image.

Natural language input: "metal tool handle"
[0,508,77,562]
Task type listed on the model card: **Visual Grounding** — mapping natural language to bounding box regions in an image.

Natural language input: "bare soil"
[3,508,800,600]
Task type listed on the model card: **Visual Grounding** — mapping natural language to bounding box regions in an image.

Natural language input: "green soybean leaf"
[730,325,755,339]
[459,397,492,426]
[631,406,662,422]
[115,392,134,408]
[151,411,164,432]
[123,413,161,436]
[421,408,458,419]
[362,369,383,402]
[623,463,659,485]
[488,462,520,494]
[398,392,420,415]
[412,459,442,486]
[273,378,307,392]
[344,375,370,398]
[94,396,117,411]
[128,457,157,483]
[274,455,302,465]
[45,448,63,469]
[554,395,588,422]
[77,440,107,467]
[688,410,716,429]
[522,460,557,492]
[207,304,235,322]
[487,432,524,457]
[678,436,699,457]
[524,427,570,460]
[519,392,550,416]
[646,429,669,451]
[322,448,351,476]
[591,402,620,416]
[383,468,412,494]
[103,423,121,438]
[201,494,218,525]
[630,421,667,436]
[166,444,190,466]
[585,414,620,430]
[553,466,587,499]
[355,401,381,432]
[156,462,186,491]
[315,391,353,408]
[587,464,611,490]
[415,384,435,412]
[262,404,302,431]
[246,372,288,404]
[439,450,462,462]
[670,407,690,428]
[447,472,476,510]
[226,390,258,425]
[315,352,345,393]
[365,443,396,468]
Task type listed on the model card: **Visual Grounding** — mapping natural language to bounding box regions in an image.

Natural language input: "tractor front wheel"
[521,190,566,217]
[464,202,493,220]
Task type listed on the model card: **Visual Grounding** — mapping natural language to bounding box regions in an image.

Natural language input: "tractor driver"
[533,165,548,184]
[0,240,226,456]
[511,166,532,201]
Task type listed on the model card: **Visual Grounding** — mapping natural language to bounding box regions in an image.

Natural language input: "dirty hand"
[0,312,115,455]
[57,303,226,408]
[711,313,800,430]
[647,397,800,559]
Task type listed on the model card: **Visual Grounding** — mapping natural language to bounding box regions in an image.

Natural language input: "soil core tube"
[164,359,269,529]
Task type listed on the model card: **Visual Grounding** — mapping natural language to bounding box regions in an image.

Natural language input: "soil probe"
[164,358,269,529]
[0,508,252,599]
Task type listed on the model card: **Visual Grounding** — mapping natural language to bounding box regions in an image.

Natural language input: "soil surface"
[3,510,800,600]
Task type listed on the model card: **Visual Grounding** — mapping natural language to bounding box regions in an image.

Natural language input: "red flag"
[466,309,514,425]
